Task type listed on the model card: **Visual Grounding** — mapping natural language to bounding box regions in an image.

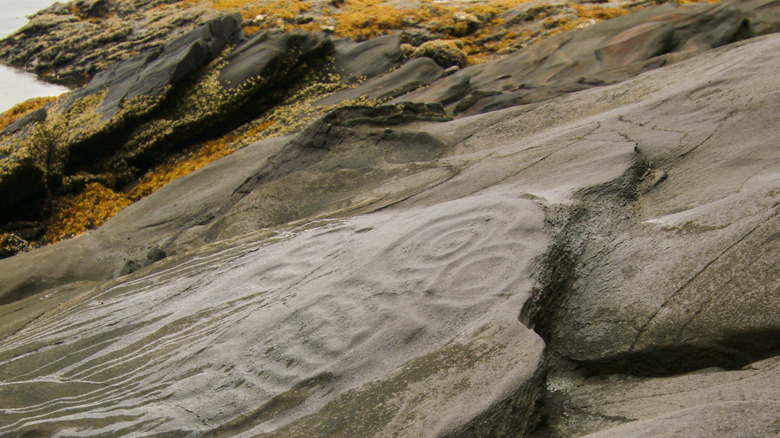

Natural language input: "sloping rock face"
[0,3,779,437]
[0,191,548,437]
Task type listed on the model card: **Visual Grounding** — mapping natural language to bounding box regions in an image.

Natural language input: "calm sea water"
[0,0,69,113]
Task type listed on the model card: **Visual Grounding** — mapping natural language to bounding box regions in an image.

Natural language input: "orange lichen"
[45,182,132,242]
[571,3,632,21]
[0,96,59,132]
[240,0,313,21]
[333,0,437,41]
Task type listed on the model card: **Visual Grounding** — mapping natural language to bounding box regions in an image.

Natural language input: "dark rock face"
[218,30,333,89]
[313,57,445,107]
[94,13,244,119]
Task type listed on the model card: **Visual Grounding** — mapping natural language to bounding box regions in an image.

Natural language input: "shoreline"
[0,0,69,111]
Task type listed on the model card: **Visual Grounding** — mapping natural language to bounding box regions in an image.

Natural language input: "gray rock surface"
[0,5,778,437]
[0,186,548,437]
[329,34,405,83]
[518,35,780,376]
[546,357,780,437]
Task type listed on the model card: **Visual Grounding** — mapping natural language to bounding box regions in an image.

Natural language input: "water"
[0,0,69,113]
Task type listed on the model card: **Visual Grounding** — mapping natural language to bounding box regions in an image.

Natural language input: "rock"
[410,39,467,68]
[218,29,332,88]
[0,26,411,236]
[313,57,445,107]
[517,33,780,377]
[87,13,244,120]
[392,70,472,106]
[453,89,503,114]
[399,0,778,116]
[0,14,243,225]
[205,103,452,241]
[594,22,675,69]
[304,102,450,130]
[542,356,780,437]
[0,4,778,436]
[0,233,29,259]
[451,12,482,36]
[0,107,47,137]
[0,189,548,436]
[72,0,111,18]
[400,42,415,57]
[399,28,436,47]
[740,0,780,36]
[329,34,404,83]
[0,0,225,86]
[581,401,780,438]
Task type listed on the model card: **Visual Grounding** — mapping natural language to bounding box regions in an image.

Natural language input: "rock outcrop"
[400,0,780,116]
[0,0,224,86]
[0,1,779,437]
[0,19,412,235]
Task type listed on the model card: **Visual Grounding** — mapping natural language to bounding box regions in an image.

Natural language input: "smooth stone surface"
[0,188,548,436]
[548,357,780,437]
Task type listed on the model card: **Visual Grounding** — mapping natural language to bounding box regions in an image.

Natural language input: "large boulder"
[92,12,244,120]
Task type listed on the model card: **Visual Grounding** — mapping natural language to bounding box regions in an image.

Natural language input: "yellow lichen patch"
[241,0,313,22]
[333,0,437,41]
[0,96,59,133]
[463,0,531,20]
[570,3,632,21]
[0,233,30,257]
[45,182,132,242]
[178,0,313,23]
